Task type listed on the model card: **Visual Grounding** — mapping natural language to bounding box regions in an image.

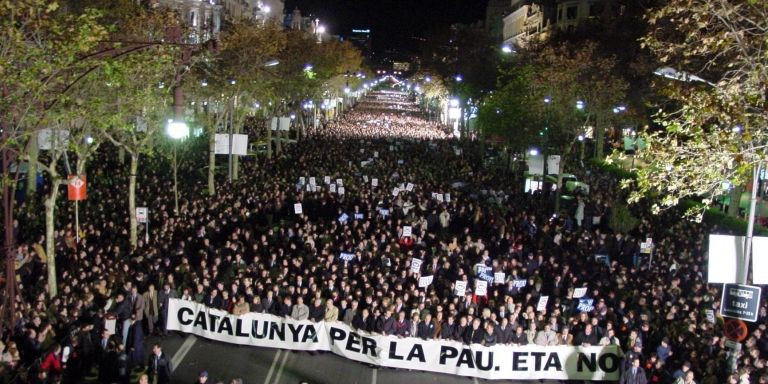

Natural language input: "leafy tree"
[528,42,628,213]
[476,64,539,153]
[623,0,768,221]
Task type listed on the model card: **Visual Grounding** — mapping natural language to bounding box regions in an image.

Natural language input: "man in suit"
[324,299,339,322]
[143,284,160,336]
[157,283,177,336]
[291,296,310,321]
[147,343,172,384]
[620,356,648,384]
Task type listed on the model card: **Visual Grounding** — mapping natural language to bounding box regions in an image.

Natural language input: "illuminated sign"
[352,29,371,34]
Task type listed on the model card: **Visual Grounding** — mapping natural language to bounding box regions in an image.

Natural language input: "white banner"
[419,275,434,288]
[167,299,620,381]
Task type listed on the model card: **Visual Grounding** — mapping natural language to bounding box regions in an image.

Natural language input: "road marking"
[263,349,283,384]
[272,348,291,384]
[170,335,197,372]
[371,368,378,384]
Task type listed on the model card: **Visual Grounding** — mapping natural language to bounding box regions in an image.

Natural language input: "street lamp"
[264,59,280,67]
[166,119,189,215]
[576,100,585,110]
[455,74,463,82]
[528,148,540,156]
[501,44,515,54]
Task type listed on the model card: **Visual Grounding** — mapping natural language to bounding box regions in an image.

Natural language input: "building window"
[566,6,577,20]
[589,3,604,17]
[190,10,198,27]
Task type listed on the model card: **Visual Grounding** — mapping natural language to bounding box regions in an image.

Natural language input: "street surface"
[153,334,564,384]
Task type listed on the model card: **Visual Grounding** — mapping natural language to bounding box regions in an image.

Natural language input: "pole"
[227,104,233,183]
[145,216,149,243]
[173,145,179,215]
[742,161,761,284]
[75,200,79,244]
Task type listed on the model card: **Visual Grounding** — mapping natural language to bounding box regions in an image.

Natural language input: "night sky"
[284,0,489,57]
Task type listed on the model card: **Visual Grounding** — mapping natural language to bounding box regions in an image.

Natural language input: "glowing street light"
[501,44,514,54]
[166,120,189,140]
[529,148,540,156]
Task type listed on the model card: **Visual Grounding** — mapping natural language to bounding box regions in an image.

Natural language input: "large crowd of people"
[1,89,766,384]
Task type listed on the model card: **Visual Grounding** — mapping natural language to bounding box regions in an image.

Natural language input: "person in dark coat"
[619,356,648,384]
[127,317,146,369]
[147,344,172,384]
[116,343,130,384]
[98,340,117,384]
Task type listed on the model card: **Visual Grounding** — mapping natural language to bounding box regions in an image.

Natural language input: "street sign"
[67,175,87,201]
[720,283,761,322]
[136,207,148,224]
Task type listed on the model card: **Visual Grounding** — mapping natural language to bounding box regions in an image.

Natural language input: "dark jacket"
[147,352,173,384]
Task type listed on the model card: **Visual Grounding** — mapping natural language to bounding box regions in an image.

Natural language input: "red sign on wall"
[67,175,87,201]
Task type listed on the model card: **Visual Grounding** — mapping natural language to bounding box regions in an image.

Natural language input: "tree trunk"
[595,114,606,159]
[44,178,59,297]
[129,152,138,248]
[26,134,38,196]
[276,127,282,156]
[208,129,216,194]
[728,185,744,217]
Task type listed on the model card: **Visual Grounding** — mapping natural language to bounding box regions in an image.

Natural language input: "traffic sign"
[136,207,148,224]
[720,283,761,322]
[67,175,87,201]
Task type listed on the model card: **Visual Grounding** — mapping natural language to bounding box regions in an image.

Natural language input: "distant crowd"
[0,89,765,384]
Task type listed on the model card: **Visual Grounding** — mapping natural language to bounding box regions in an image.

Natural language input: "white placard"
[338,187,345,195]
[339,252,355,261]
[336,178,343,186]
[214,134,248,155]
[402,226,412,237]
[708,234,743,283]
[705,309,715,324]
[454,281,467,296]
[392,188,400,197]
[324,176,331,184]
[363,175,369,183]
[299,177,306,185]
[751,236,768,284]
[294,203,303,215]
[406,183,414,192]
[309,177,316,186]
[338,213,349,223]
[397,160,404,165]
[410,258,423,274]
[537,296,549,312]
[475,280,488,296]
[374,151,379,158]
[573,287,588,299]
[330,184,337,193]
[436,194,444,202]
[354,213,364,220]
[494,272,505,284]
[418,275,434,288]
[445,193,451,202]
[136,207,148,224]
[372,178,379,187]
[105,318,116,335]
